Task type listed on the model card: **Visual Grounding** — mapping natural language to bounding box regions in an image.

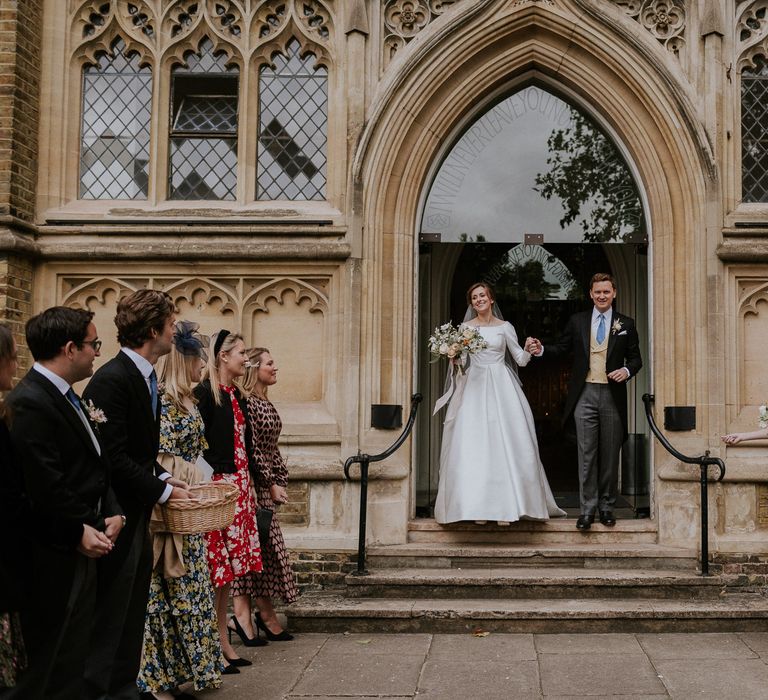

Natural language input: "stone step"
[407,518,658,544]
[285,593,768,634]
[344,567,737,600]
[367,542,699,570]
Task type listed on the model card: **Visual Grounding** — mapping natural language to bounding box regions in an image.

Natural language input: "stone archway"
[352,0,716,540]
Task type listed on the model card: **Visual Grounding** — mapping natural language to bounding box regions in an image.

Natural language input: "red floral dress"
[204,385,262,588]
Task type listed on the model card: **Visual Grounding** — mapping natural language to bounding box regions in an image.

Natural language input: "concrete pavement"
[196,631,768,699]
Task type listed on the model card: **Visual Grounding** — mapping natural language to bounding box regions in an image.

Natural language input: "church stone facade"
[2,0,768,570]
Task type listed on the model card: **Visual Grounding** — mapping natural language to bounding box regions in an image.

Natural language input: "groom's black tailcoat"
[6,368,120,700]
[83,351,167,699]
[546,309,643,440]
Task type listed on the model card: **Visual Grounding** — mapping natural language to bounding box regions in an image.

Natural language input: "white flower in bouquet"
[759,405,768,429]
[428,322,487,374]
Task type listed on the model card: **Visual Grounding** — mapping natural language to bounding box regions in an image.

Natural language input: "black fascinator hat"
[173,320,209,361]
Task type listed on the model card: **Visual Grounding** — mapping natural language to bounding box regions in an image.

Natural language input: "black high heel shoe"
[223,654,252,667]
[228,615,268,647]
[255,612,294,641]
[221,664,240,675]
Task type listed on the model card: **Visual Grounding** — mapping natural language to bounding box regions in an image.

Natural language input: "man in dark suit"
[534,273,642,531]
[6,307,124,699]
[83,289,191,700]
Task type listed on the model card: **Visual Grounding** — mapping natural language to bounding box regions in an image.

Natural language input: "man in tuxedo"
[6,307,124,699]
[534,273,642,531]
[84,289,191,700]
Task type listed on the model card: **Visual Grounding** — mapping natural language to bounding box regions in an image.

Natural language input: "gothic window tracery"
[79,38,152,199]
[69,0,333,204]
[258,39,328,200]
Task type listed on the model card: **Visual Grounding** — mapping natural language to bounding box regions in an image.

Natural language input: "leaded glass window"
[79,39,151,199]
[742,57,768,203]
[258,39,327,200]
[169,38,238,200]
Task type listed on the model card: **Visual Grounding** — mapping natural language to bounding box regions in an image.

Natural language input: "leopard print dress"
[231,395,299,604]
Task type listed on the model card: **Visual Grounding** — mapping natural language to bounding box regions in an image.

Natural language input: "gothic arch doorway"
[415,84,651,519]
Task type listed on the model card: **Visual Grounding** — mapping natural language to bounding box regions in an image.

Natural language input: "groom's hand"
[608,368,630,383]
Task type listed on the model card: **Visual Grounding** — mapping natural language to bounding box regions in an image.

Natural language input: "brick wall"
[0,0,43,222]
[289,550,357,591]
[0,253,32,373]
[281,480,310,525]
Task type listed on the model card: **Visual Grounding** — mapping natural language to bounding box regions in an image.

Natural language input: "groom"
[533,273,642,531]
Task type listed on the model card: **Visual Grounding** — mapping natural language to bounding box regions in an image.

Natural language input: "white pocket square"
[618,331,628,336]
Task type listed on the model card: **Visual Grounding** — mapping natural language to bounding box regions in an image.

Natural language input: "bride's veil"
[434,301,522,415]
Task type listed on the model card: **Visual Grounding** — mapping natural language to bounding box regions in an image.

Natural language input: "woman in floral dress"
[233,347,299,641]
[194,330,263,668]
[137,321,222,698]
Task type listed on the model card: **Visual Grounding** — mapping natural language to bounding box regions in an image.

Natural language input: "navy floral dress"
[137,395,222,694]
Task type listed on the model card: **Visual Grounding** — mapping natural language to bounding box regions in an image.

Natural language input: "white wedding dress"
[434,322,566,524]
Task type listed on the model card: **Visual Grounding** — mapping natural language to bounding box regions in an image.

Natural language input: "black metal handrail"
[642,394,725,575]
[344,393,423,575]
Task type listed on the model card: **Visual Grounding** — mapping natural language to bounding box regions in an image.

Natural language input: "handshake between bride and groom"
[433,272,642,532]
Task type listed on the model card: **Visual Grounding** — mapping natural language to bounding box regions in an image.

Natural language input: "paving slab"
[655,658,768,697]
[737,631,768,656]
[320,632,431,656]
[429,632,537,661]
[534,633,645,656]
[636,632,759,659]
[538,653,667,696]
[417,659,540,700]
[291,650,424,696]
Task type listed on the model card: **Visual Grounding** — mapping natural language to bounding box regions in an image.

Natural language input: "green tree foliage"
[534,110,644,243]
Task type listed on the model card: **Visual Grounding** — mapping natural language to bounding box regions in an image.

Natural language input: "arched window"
[257,39,327,200]
[741,55,768,203]
[421,86,644,243]
[79,39,151,199]
[169,38,239,200]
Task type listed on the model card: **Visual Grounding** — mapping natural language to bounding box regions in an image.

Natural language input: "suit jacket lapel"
[580,311,590,358]
[607,310,620,359]
[116,352,156,430]
[27,370,101,457]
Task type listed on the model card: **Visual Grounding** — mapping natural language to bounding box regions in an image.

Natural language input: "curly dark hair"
[115,289,175,349]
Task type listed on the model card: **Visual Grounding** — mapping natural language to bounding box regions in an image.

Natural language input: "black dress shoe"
[576,514,594,531]
[599,511,616,526]
[223,654,253,667]
[222,664,240,675]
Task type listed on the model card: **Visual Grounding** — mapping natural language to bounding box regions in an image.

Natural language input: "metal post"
[700,464,709,576]
[352,456,370,576]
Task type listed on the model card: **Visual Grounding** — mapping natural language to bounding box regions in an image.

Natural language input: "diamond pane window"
[79,39,151,199]
[258,39,327,200]
[742,57,768,203]
[169,38,238,200]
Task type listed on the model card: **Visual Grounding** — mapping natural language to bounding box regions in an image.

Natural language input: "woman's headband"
[213,329,230,357]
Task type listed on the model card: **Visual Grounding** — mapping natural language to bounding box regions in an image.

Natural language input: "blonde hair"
[241,347,270,397]
[156,349,199,414]
[203,330,245,406]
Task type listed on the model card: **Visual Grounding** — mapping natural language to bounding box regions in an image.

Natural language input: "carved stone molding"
[382,0,458,68]
[70,0,335,68]
[737,1,768,72]
[737,277,768,411]
[614,0,686,56]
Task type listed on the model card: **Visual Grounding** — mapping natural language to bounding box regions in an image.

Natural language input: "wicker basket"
[159,482,239,535]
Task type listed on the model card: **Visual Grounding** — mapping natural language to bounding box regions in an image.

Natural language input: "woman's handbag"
[256,506,273,546]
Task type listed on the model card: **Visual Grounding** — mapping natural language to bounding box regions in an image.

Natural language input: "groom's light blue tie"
[149,369,158,414]
[596,313,606,344]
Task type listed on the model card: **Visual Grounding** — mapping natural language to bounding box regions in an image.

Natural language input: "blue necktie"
[149,370,158,414]
[66,388,82,413]
[596,313,606,344]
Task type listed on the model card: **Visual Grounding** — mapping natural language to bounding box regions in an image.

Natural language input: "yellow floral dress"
[137,395,222,693]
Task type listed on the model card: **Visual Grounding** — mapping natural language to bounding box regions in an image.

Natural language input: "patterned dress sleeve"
[248,396,273,489]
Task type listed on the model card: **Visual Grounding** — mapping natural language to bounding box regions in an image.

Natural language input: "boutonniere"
[611,319,623,335]
[83,399,107,424]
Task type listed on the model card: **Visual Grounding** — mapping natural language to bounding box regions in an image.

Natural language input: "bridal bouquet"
[428,322,487,374]
[759,404,768,429]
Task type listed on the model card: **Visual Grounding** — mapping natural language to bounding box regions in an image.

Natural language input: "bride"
[434,282,565,525]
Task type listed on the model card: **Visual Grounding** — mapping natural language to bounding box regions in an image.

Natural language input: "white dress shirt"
[120,347,173,504]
